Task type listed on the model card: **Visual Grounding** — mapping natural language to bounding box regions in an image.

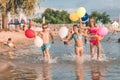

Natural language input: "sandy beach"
[0,30,34,53]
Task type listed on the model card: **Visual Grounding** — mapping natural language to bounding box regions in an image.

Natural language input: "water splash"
[63,53,76,61]
[62,53,116,63]
[48,57,58,64]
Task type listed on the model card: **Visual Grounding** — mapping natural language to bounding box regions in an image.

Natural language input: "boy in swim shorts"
[37,24,54,63]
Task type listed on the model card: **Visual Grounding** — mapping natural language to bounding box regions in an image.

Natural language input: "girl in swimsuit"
[62,24,88,61]
[88,18,101,60]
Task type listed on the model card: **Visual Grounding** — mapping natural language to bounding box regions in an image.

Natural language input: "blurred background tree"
[90,11,111,24]
[33,8,72,24]
[33,9,111,24]
[0,0,42,30]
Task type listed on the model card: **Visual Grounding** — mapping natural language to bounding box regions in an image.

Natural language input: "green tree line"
[33,8,111,24]
[90,11,111,24]
[33,8,72,24]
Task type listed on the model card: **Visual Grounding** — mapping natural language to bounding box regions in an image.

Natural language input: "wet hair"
[8,38,12,41]
[89,17,96,27]
[73,24,79,28]
[73,24,80,32]
[42,24,48,27]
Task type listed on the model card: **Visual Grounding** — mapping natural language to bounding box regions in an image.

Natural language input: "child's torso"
[42,32,50,43]
[89,28,98,35]
[73,33,83,47]
[89,28,98,40]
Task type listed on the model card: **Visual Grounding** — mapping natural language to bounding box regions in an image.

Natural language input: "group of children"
[37,17,102,63]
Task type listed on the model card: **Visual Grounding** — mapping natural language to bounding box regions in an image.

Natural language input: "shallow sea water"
[0,33,120,80]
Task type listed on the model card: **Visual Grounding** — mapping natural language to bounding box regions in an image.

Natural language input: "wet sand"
[0,30,34,53]
[0,30,37,79]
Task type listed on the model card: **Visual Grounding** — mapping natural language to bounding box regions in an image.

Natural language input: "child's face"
[90,18,95,27]
[42,25,48,31]
[73,26,78,33]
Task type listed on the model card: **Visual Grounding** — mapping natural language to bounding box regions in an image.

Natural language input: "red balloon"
[25,29,35,38]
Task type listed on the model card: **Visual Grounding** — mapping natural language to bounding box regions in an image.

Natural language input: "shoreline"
[0,26,119,54]
[0,30,34,54]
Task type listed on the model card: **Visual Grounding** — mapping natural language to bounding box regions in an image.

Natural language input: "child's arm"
[89,35,97,38]
[50,32,54,44]
[79,18,90,29]
[81,32,89,37]
[51,31,58,36]
[80,31,93,38]
[37,31,42,37]
[62,34,73,43]
[37,31,41,35]
[80,29,98,38]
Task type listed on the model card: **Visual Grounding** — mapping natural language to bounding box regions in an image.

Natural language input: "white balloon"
[59,26,68,38]
[34,36,43,47]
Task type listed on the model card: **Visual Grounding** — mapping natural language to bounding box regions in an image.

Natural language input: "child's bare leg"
[79,47,84,57]
[46,48,51,62]
[79,48,84,63]
[90,44,94,59]
[75,48,80,62]
[97,42,101,60]
[43,52,47,61]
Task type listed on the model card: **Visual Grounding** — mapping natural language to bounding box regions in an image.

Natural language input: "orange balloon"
[69,13,79,21]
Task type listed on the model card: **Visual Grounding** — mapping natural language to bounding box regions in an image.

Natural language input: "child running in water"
[88,18,101,60]
[37,24,54,63]
[62,24,88,61]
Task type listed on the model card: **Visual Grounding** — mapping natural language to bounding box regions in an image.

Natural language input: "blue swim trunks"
[41,42,51,53]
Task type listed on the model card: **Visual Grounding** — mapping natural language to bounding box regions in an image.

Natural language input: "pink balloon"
[98,27,108,36]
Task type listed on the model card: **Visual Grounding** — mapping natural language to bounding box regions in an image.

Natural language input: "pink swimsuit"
[89,28,98,34]
[89,28,99,45]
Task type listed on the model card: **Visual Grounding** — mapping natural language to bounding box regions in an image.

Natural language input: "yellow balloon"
[69,13,79,21]
[77,7,86,18]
